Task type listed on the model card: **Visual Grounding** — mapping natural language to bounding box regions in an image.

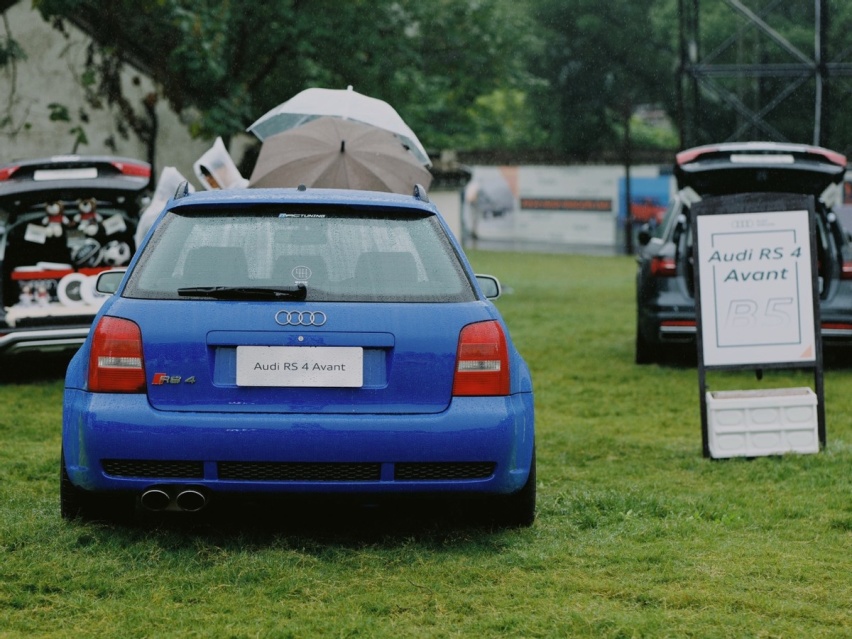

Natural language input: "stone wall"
[0,3,210,182]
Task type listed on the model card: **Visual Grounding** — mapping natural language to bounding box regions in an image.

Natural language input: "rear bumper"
[62,390,535,496]
[637,304,696,346]
[0,325,90,357]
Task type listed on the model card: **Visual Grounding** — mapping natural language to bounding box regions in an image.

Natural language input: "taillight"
[111,161,151,179]
[807,146,847,167]
[0,165,19,180]
[841,261,852,280]
[661,320,696,330]
[822,322,852,332]
[88,316,146,393]
[452,320,510,396]
[676,145,718,166]
[650,256,677,277]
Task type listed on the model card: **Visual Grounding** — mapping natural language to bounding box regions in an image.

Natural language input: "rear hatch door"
[119,298,494,414]
[116,194,489,415]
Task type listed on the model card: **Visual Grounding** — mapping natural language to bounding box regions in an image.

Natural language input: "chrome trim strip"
[659,325,696,335]
[821,328,852,337]
[659,325,852,338]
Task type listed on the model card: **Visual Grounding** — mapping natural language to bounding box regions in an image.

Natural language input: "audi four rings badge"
[275,310,327,326]
[291,266,312,280]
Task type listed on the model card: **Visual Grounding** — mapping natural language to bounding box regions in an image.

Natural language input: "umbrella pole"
[344,85,354,121]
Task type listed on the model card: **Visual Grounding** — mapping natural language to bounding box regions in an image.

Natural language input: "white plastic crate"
[706,387,819,459]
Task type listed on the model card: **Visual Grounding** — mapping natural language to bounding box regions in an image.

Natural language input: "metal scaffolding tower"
[679,0,852,148]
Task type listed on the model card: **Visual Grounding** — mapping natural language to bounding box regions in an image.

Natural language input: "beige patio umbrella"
[249,117,433,194]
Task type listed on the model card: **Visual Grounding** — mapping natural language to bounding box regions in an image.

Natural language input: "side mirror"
[475,274,502,300]
[95,269,126,295]
[637,223,652,246]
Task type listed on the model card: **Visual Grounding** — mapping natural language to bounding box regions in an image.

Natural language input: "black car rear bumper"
[0,326,89,357]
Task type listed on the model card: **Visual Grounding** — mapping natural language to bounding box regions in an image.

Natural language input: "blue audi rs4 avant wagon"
[61,186,536,525]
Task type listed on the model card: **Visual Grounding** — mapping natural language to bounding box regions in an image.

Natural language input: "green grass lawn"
[2,251,852,638]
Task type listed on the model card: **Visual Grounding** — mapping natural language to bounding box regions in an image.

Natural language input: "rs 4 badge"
[152,373,196,385]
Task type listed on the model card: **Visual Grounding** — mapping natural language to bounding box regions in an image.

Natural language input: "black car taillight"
[841,261,852,280]
[650,257,677,277]
[0,165,20,180]
[88,317,146,393]
[661,319,696,330]
[822,322,852,332]
[110,161,151,179]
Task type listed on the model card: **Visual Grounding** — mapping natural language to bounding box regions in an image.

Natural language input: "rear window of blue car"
[123,207,476,303]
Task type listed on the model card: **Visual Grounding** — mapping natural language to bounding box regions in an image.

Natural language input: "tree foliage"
[527,0,676,159]
[13,1,852,159]
[31,0,541,153]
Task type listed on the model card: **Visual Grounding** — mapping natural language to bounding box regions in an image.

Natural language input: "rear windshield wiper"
[177,285,307,300]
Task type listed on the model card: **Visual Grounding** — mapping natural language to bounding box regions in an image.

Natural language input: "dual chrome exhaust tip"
[140,487,208,512]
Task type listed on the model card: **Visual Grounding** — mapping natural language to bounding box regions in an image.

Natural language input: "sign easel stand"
[693,193,826,459]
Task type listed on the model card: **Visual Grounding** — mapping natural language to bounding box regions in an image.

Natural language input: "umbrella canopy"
[248,117,433,194]
[247,86,431,167]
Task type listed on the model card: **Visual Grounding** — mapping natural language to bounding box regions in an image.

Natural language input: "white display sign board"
[695,209,815,367]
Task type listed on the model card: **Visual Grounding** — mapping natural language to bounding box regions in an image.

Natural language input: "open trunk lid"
[675,142,846,198]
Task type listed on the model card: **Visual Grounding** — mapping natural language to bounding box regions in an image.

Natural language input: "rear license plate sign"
[33,167,98,181]
[236,346,363,387]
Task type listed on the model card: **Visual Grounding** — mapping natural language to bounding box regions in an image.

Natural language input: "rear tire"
[60,450,134,523]
[60,451,85,521]
[635,326,654,365]
[493,449,536,527]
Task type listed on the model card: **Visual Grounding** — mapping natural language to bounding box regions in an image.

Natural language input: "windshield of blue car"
[123,207,477,303]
